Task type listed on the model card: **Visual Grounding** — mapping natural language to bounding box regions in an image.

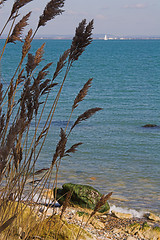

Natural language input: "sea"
[0,39,160,216]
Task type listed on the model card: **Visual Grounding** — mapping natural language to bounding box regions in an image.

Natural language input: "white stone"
[126,237,137,240]
[145,212,160,222]
[111,210,132,219]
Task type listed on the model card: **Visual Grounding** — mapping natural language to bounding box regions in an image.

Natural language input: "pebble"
[35,203,160,240]
[61,207,148,240]
[126,237,137,240]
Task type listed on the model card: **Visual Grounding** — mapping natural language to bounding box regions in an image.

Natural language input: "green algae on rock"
[56,183,110,213]
[126,222,160,240]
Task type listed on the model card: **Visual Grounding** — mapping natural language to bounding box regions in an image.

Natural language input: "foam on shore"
[109,205,145,218]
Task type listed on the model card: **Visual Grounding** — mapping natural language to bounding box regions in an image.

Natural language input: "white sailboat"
[104,34,108,40]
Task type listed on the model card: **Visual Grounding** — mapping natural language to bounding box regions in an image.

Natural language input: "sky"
[0,0,160,37]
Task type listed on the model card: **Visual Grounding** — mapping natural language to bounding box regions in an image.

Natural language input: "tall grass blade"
[0,215,17,233]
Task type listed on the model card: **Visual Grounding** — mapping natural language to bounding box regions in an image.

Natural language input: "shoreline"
[60,205,160,240]
[56,180,160,216]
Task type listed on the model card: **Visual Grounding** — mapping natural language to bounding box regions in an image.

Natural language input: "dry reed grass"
[0,0,7,6]
[0,1,107,239]
[8,12,31,43]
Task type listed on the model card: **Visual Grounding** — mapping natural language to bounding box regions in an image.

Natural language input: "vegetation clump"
[0,0,112,239]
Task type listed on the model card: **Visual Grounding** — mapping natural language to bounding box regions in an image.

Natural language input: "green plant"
[0,0,103,239]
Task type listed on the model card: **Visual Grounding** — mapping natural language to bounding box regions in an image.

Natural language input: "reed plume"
[69,19,93,63]
[16,69,25,85]
[37,0,65,28]
[65,142,83,155]
[70,107,102,132]
[52,49,70,81]
[31,62,57,113]
[0,82,3,104]
[72,78,92,110]
[22,29,32,59]
[8,12,31,43]
[90,192,112,218]
[0,84,4,137]
[35,127,49,147]
[26,53,35,76]
[60,190,72,219]
[52,128,67,166]
[0,119,22,175]
[12,145,22,170]
[0,114,5,137]
[41,82,58,96]
[26,43,45,76]
[34,43,45,66]
[0,0,7,6]
[10,0,33,20]
[41,62,53,72]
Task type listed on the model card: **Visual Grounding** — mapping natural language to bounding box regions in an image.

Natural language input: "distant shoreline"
[1,37,160,40]
[0,34,160,41]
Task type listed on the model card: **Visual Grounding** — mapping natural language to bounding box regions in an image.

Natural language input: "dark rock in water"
[142,124,158,128]
[56,183,110,213]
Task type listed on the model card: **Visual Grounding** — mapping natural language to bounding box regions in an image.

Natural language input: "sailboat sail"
[104,34,108,40]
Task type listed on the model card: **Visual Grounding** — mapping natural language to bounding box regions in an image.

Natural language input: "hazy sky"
[0,0,159,36]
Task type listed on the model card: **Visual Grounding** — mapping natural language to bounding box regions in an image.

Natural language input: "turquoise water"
[1,39,160,214]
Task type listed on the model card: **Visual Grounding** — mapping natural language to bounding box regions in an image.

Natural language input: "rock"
[126,237,137,240]
[141,227,160,240]
[90,219,105,229]
[126,223,141,235]
[39,206,61,216]
[144,212,160,222]
[56,183,110,213]
[111,210,132,219]
[127,222,160,240]
[42,188,54,199]
[100,215,108,219]
[112,228,122,234]
[142,124,158,128]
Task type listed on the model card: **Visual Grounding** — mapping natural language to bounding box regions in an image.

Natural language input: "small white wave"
[109,205,145,218]
[21,193,60,207]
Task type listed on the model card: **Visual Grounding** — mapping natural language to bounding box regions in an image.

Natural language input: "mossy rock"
[56,183,110,213]
[128,222,141,234]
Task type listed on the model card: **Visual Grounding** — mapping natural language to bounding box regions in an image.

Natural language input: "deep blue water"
[1,39,160,214]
